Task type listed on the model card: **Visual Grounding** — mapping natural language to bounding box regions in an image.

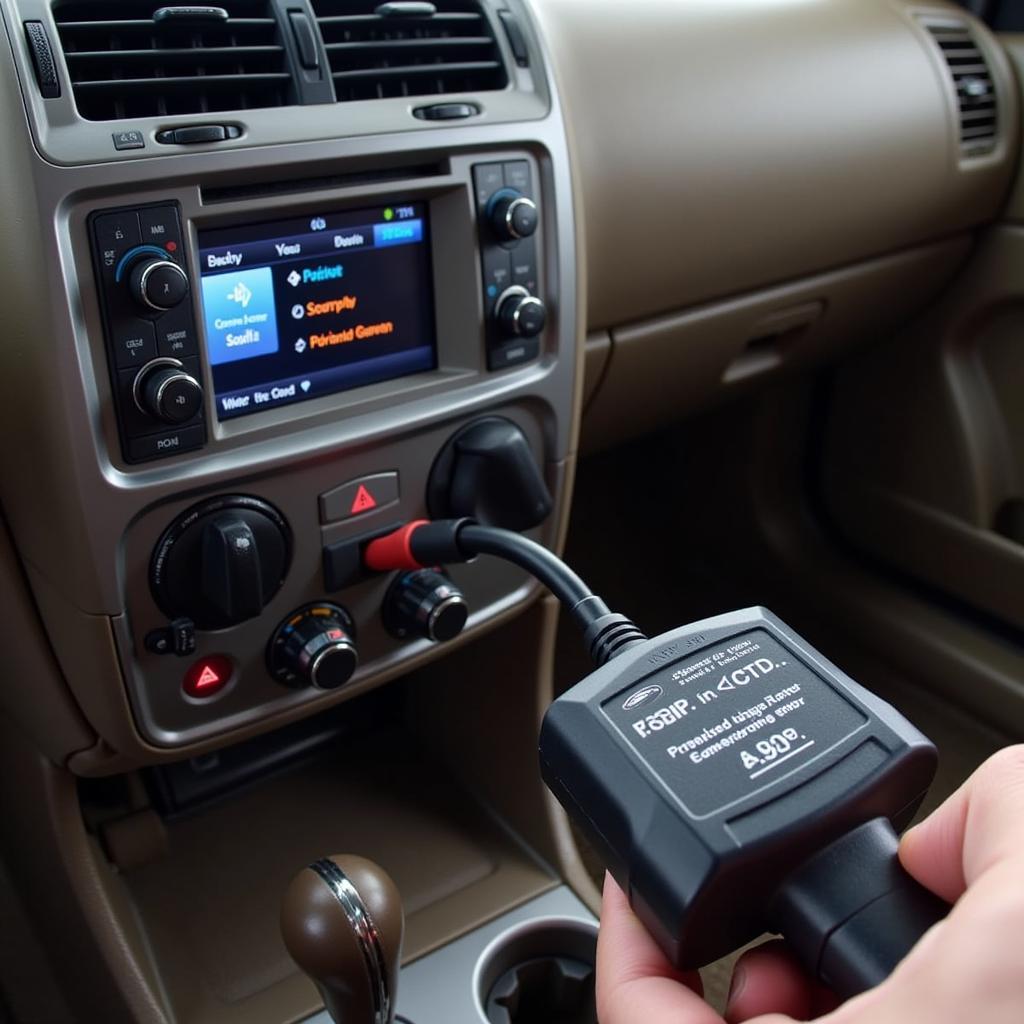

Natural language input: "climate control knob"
[134,359,203,424]
[495,286,546,339]
[128,256,189,311]
[150,495,292,630]
[383,570,468,643]
[488,190,538,242]
[268,603,358,691]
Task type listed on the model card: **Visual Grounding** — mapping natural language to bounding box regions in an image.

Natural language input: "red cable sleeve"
[363,520,430,571]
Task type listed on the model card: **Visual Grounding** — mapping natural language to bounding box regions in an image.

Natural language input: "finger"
[597,873,719,1024]
[724,941,813,1023]
[900,745,1024,904]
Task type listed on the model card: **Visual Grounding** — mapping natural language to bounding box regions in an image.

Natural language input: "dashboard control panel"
[88,162,547,468]
[90,203,208,463]
[49,148,572,752]
[473,160,546,370]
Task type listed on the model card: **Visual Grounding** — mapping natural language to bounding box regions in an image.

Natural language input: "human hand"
[595,745,1024,1024]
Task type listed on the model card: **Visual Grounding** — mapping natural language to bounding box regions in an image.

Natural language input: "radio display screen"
[197,202,436,421]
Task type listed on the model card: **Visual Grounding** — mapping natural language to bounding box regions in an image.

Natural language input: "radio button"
[473,162,505,209]
[481,246,513,312]
[510,238,539,294]
[487,338,540,371]
[503,160,533,196]
[139,206,183,253]
[111,319,157,369]
[155,306,197,358]
[126,424,205,463]
[94,211,141,281]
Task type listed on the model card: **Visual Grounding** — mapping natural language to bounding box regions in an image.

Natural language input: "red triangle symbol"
[195,665,221,689]
[350,484,378,515]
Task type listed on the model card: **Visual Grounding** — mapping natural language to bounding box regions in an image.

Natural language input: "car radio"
[89,160,546,464]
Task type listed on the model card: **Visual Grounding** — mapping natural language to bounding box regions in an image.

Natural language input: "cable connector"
[363,519,474,572]
[363,520,647,667]
[575,598,648,667]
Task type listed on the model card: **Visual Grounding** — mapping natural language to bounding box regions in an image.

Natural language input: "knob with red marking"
[268,603,358,690]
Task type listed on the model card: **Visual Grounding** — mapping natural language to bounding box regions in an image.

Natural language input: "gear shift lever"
[281,855,404,1024]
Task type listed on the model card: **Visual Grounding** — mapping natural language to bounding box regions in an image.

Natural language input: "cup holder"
[473,916,598,1024]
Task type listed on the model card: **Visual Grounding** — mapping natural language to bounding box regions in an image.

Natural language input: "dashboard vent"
[52,1,291,121]
[924,19,998,155]
[312,0,508,102]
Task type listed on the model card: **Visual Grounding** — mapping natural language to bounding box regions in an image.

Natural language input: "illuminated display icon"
[201,266,280,365]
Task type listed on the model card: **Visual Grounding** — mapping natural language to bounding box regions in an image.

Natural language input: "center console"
[0,2,595,1022]
[0,0,581,768]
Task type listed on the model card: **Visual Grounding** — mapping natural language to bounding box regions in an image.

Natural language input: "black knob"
[150,496,291,630]
[488,190,538,242]
[268,603,358,690]
[383,570,468,642]
[427,416,553,531]
[129,257,190,311]
[495,287,546,339]
[135,360,203,424]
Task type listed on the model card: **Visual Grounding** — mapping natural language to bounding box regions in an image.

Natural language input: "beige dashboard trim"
[533,0,1017,330]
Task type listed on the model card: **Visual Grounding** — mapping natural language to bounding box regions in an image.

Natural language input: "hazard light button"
[319,472,400,524]
[183,655,234,699]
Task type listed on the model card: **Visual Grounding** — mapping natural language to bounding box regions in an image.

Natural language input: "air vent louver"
[312,0,507,102]
[924,19,998,155]
[53,1,291,122]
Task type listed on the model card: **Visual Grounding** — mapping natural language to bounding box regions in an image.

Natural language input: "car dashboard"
[0,1,1019,1022]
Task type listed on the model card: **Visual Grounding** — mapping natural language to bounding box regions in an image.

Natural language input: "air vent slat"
[923,19,998,156]
[56,18,277,29]
[313,0,508,103]
[324,36,493,51]
[315,13,480,25]
[53,0,292,121]
[74,73,292,90]
[66,47,284,59]
[331,60,501,80]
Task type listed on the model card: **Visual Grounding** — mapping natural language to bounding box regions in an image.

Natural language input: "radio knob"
[495,286,546,339]
[268,604,359,690]
[135,360,203,424]
[129,256,189,311]
[488,190,538,242]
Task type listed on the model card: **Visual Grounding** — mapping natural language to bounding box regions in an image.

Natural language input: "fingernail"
[726,963,747,1008]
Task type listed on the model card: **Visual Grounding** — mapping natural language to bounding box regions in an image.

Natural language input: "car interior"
[0,0,1022,1021]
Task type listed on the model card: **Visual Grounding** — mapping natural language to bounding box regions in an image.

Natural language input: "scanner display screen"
[198,202,436,420]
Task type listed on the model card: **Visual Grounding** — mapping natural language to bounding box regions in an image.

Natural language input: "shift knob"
[281,855,404,1024]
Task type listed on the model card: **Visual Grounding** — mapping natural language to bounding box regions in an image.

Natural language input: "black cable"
[369,519,648,664]
[453,523,648,665]
[458,524,596,611]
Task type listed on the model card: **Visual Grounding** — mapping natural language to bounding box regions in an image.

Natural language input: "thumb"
[899,745,1024,904]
